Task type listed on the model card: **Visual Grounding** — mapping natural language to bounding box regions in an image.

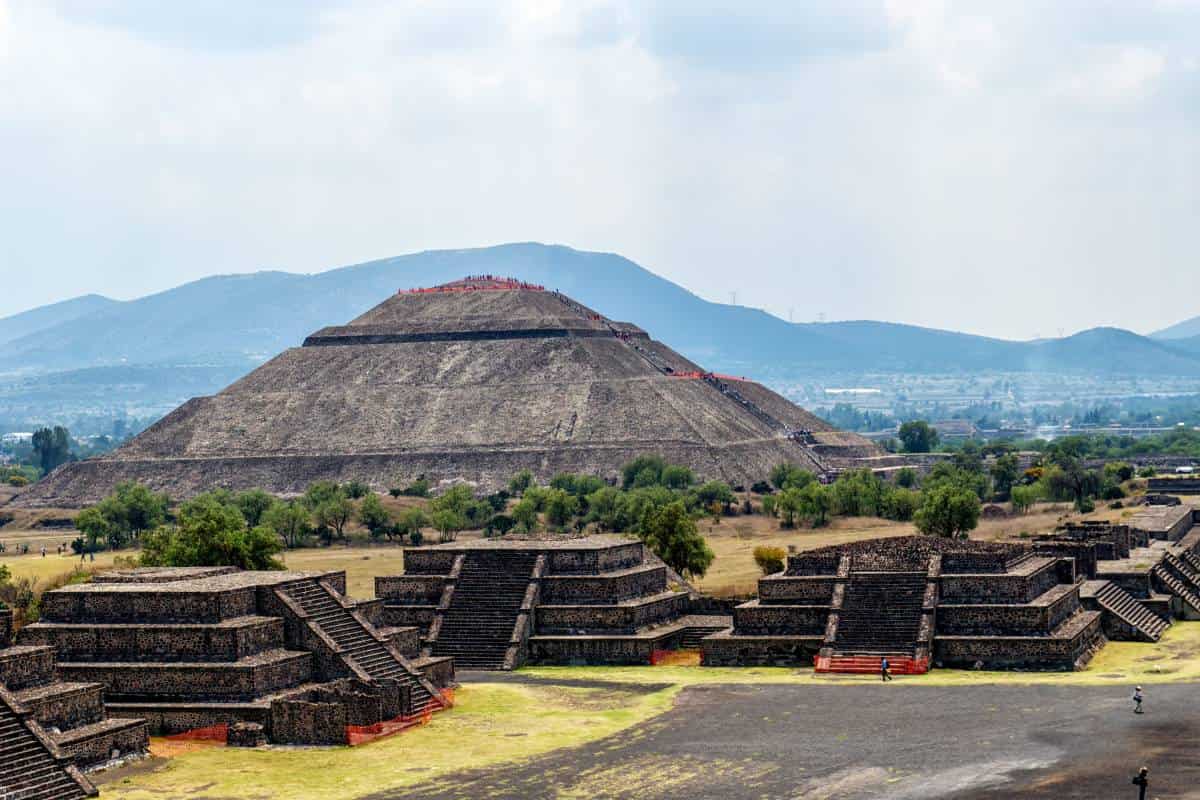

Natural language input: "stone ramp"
[431,551,539,670]
[0,686,95,800]
[1080,581,1170,642]
[277,580,442,712]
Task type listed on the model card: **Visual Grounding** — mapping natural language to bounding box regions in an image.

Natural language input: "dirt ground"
[378,678,1200,800]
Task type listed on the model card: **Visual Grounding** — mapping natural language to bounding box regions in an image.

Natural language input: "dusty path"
[379,679,1200,799]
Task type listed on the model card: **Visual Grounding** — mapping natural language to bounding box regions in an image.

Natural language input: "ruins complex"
[16,567,453,746]
[378,536,725,669]
[18,277,889,507]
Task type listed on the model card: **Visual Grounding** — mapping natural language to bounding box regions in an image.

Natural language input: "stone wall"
[0,646,56,690]
[539,566,667,603]
[61,652,313,702]
[0,608,11,647]
[269,698,346,746]
[701,632,822,667]
[375,575,447,604]
[21,618,284,663]
[934,613,1103,670]
[757,576,836,604]
[936,586,1080,636]
[528,630,684,665]
[731,601,828,635]
[535,592,689,634]
[40,587,257,624]
[938,561,1058,603]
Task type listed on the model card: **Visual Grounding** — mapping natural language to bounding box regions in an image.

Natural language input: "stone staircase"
[432,551,539,670]
[1089,581,1170,642]
[1180,549,1200,574]
[678,622,732,649]
[279,580,440,712]
[0,687,95,800]
[0,645,147,771]
[831,572,927,657]
[1154,554,1200,615]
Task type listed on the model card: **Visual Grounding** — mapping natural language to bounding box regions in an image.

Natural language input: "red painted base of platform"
[814,654,929,675]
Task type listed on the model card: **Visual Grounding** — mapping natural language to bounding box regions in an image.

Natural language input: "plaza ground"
[93,623,1200,799]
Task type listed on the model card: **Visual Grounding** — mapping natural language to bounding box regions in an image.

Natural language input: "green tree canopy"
[769,463,815,491]
[914,484,981,539]
[141,491,283,570]
[262,500,312,548]
[898,420,939,453]
[358,493,393,540]
[638,500,714,579]
[234,489,275,528]
[31,426,71,474]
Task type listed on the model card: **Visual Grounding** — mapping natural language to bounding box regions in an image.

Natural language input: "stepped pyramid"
[20,277,885,506]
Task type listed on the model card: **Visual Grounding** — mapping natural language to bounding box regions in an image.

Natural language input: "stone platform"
[379,535,726,669]
[19,568,454,745]
[702,537,1108,672]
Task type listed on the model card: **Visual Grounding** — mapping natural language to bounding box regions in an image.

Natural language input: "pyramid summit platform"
[19,276,887,506]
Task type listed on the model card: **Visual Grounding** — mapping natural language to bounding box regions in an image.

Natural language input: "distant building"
[1,432,33,444]
[931,420,979,440]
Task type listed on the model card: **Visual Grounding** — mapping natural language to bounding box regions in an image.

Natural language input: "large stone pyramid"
[20,277,886,507]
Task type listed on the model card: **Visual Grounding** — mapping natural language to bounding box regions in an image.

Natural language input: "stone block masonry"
[378,535,723,669]
[703,536,1108,672]
[20,567,453,746]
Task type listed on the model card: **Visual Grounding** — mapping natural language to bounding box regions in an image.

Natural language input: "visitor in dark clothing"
[880,657,892,682]
[1132,766,1149,800]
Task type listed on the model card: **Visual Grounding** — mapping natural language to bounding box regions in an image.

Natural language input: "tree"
[894,467,919,489]
[1045,459,1101,512]
[542,489,579,530]
[914,484,980,539]
[661,464,695,490]
[344,480,370,499]
[692,481,735,514]
[898,420,939,453]
[313,496,353,544]
[880,487,919,522]
[621,455,667,489]
[31,426,71,474]
[769,463,815,491]
[358,493,393,540]
[140,492,283,570]
[75,481,169,551]
[235,489,275,528]
[508,469,534,497]
[431,509,465,542]
[262,501,312,548]
[1010,484,1040,515]
[395,508,429,543]
[797,482,833,527]
[989,453,1021,501]
[511,497,539,533]
[775,486,804,528]
[639,501,714,579]
[831,469,885,517]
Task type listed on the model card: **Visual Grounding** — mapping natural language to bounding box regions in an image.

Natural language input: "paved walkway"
[376,677,1200,799]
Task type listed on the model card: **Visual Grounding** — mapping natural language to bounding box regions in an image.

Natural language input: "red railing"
[398,276,545,294]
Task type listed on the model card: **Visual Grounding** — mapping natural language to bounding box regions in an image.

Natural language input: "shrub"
[750,481,773,495]
[753,546,786,576]
[914,484,980,539]
[1137,466,1157,478]
[344,481,370,499]
[508,469,535,497]
[7,475,28,487]
[388,487,403,498]
[894,467,918,489]
[400,477,431,498]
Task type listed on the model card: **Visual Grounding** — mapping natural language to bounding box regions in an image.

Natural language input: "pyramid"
[19,277,887,507]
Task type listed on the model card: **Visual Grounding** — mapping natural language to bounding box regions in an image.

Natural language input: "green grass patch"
[98,682,679,800]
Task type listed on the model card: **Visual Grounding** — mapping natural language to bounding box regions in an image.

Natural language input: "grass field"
[97,681,679,800]
[92,623,1200,799]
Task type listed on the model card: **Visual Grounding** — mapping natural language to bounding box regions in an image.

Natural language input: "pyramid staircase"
[817,569,929,675]
[0,645,147,772]
[1087,581,1170,642]
[431,551,540,670]
[1154,553,1200,615]
[0,686,95,800]
[279,580,442,713]
[1181,549,1200,575]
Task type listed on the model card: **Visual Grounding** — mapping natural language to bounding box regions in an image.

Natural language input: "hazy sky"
[2,1,1198,339]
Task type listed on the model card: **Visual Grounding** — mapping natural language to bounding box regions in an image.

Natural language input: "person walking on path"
[880,657,892,682]
[1132,766,1149,800]
[1133,686,1144,714]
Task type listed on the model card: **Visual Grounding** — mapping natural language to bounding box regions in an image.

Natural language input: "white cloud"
[1,0,1199,340]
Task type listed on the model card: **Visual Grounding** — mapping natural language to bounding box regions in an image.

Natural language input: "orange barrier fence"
[165,723,228,744]
[344,688,455,746]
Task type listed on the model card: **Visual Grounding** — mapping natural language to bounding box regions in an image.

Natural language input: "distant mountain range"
[3,243,1200,428]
